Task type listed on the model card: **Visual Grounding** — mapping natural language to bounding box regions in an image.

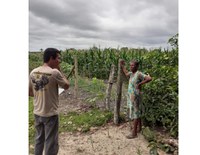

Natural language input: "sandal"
[126,134,137,139]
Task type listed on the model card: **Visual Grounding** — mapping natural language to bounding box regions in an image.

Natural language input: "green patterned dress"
[127,71,146,120]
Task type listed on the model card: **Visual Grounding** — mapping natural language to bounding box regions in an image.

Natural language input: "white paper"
[59,88,64,95]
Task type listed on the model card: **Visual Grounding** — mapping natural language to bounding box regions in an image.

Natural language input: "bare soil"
[55,87,169,155]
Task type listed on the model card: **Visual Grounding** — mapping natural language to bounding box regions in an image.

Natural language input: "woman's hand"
[120,60,125,67]
[136,83,141,90]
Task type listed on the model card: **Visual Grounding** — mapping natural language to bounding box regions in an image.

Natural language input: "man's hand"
[56,65,61,71]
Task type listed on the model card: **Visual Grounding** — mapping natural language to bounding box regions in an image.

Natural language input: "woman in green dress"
[120,59,152,139]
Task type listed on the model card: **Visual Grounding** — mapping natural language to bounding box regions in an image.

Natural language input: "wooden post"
[74,55,78,99]
[105,64,115,110]
[114,59,123,124]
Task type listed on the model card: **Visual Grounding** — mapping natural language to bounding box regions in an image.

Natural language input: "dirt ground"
[59,123,150,155]
[30,87,169,155]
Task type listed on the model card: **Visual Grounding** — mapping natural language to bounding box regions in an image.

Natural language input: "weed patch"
[59,109,113,132]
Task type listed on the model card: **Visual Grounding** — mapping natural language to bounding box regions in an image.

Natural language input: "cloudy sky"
[29,0,178,51]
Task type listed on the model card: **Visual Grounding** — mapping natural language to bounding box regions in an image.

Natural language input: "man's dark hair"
[43,48,61,63]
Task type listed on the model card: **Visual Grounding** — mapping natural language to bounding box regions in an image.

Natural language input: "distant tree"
[168,33,178,49]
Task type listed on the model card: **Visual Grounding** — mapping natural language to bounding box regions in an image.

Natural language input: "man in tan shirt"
[29,48,70,155]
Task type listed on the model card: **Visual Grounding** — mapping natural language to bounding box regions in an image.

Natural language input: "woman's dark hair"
[130,59,139,67]
[43,48,61,63]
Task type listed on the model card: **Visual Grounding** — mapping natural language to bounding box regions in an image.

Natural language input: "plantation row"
[29,47,178,137]
[62,47,177,79]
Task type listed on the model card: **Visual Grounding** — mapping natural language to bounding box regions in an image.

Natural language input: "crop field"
[29,46,178,137]
[29,35,178,154]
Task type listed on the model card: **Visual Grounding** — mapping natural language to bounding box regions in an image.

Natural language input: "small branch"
[67,66,75,79]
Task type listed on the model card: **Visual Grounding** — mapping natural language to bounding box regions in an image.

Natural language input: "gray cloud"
[29,0,178,51]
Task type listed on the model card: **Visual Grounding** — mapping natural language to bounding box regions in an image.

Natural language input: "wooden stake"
[105,64,115,110]
[114,59,123,124]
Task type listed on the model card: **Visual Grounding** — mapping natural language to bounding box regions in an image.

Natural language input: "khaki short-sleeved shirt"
[29,66,68,117]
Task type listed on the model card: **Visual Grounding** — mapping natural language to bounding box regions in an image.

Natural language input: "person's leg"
[137,118,142,132]
[133,118,139,136]
[127,108,133,130]
[126,118,138,139]
[34,115,45,155]
[44,115,59,155]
